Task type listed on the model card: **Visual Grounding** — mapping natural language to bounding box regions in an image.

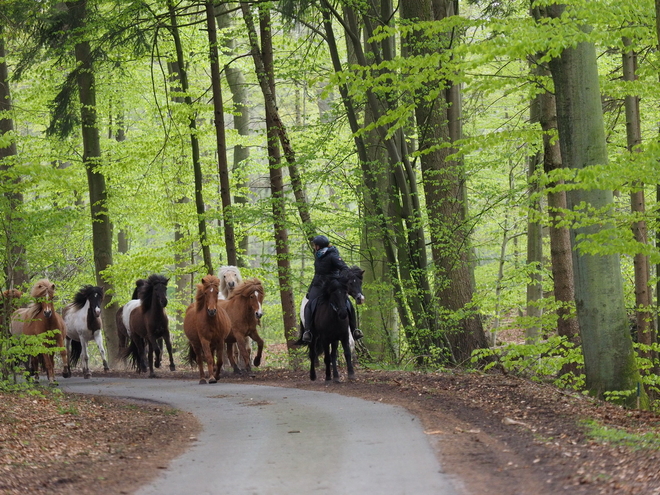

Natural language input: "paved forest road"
[62,377,460,495]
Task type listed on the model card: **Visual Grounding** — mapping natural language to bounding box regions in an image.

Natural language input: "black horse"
[309,271,356,382]
[122,275,176,377]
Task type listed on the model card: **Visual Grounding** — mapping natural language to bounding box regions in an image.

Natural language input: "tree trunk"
[216,4,250,267]
[0,24,28,290]
[66,0,119,366]
[167,0,213,275]
[400,0,487,362]
[205,1,237,266]
[622,38,654,358]
[242,4,298,350]
[240,2,314,241]
[547,5,645,407]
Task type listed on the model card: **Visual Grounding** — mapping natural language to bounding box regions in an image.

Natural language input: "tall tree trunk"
[240,2,314,241]
[66,0,119,366]
[546,5,645,407]
[216,4,250,267]
[167,0,213,275]
[205,1,237,266]
[338,3,435,357]
[536,77,580,345]
[400,0,487,362]
[241,4,297,349]
[0,24,28,290]
[622,38,654,358]
[527,86,544,343]
[321,5,405,359]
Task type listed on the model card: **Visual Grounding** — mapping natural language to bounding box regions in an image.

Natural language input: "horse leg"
[249,331,264,368]
[324,341,333,382]
[226,341,241,374]
[332,341,341,382]
[65,336,73,377]
[309,338,317,381]
[234,334,251,374]
[147,338,157,378]
[194,343,207,384]
[162,333,176,371]
[56,331,70,379]
[81,338,91,379]
[94,331,110,372]
[134,337,148,373]
[201,339,216,384]
[342,335,355,381]
[153,338,162,369]
[43,353,56,384]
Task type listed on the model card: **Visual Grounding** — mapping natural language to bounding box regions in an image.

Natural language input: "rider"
[300,235,362,344]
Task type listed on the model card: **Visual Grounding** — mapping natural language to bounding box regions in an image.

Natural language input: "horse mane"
[219,265,243,298]
[2,289,22,300]
[231,278,263,299]
[71,285,104,310]
[139,274,168,311]
[195,275,220,311]
[26,279,56,319]
[131,279,146,299]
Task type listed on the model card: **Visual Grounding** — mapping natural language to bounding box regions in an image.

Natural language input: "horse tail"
[69,339,82,367]
[122,339,141,371]
[185,342,197,367]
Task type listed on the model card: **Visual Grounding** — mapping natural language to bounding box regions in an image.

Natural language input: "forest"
[1,0,660,409]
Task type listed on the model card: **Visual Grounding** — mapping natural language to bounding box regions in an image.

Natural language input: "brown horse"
[11,279,70,383]
[184,275,232,384]
[218,278,265,374]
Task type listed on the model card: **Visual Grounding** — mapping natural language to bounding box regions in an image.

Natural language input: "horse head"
[141,274,169,311]
[344,266,366,305]
[219,265,243,299]
[234,278,264,321]
[197,275,220,317]
[30,279,56,319]
[73,285,104,318]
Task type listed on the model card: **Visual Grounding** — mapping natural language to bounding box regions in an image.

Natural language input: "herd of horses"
[2,264,365,385]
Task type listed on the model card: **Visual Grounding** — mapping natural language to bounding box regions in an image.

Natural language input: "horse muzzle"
[207,308,217,317]
[356,293,365,305]
[255,311,263,320]
[43,309,53,318]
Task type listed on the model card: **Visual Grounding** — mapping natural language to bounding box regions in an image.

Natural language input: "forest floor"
[1,363,660,495]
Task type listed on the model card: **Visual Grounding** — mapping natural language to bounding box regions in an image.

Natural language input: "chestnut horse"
[123,274,175,377]
[219,278,265,374]
[11,279,71,383]
[184,275,231,384]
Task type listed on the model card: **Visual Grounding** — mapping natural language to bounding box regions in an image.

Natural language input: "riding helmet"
[312,235,329,248]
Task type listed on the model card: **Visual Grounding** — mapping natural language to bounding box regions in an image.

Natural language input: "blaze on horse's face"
[201,276,220,317]
[250,290,264,321]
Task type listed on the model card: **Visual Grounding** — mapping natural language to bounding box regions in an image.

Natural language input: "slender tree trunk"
[622,38,654,359]
[240,2,314,241]
[66,0,119,365]
[216,4,250,267]
[205,1,237,266]
[527,89,544,343]
[241,4,297,349]
[168,0,213,275]
[0,24,28,290]
[400,0,487,362]
[546,5,645,407]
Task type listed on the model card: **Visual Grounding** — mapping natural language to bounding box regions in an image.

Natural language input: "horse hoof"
[208,378,217,384]
[170,365,176,371]
[62,371,71,379]
[253,357,261,367]
[84,374,91,380]
[199,379,207,384]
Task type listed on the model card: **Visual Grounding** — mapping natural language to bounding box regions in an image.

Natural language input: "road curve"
[62,377,460,495]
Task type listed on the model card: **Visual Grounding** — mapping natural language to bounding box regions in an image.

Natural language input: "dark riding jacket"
[307,246,348,301]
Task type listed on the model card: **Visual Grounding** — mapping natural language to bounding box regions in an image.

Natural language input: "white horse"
[63,285,109,379]
[218,266,251,367]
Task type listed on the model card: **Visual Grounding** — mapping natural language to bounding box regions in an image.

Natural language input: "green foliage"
[471,335,585,390]
[0,330,65,391]
[581,419,660,451]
